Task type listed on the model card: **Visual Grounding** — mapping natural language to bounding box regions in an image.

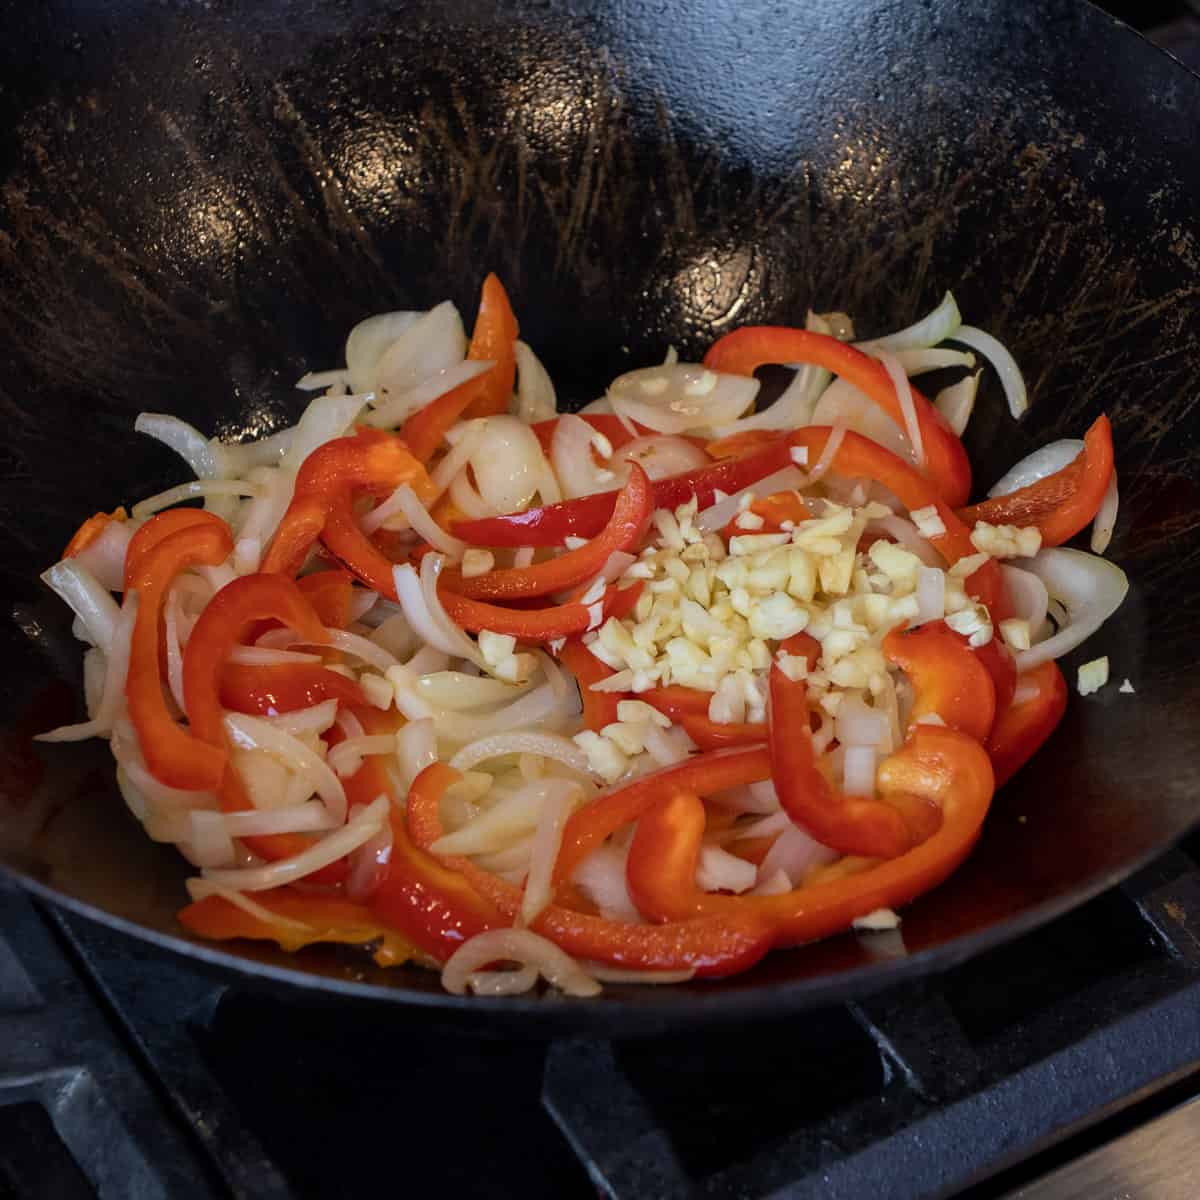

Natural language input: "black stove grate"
[2,839,1199,1200]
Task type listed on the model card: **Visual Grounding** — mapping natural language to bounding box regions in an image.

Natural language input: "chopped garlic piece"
[573,730,628,782]
[970,521,1042,560]
[1077,656,1110,696]
[563,536,588,550]
[909,505,946,538]
[853,908,901,931]
[999,618,1032,651]
[478,630,517,667]
[360,673,394,710]
[460,549,495,579]
[1119,678,1135,694]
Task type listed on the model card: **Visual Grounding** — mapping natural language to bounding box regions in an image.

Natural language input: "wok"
[1,0,1198,1035]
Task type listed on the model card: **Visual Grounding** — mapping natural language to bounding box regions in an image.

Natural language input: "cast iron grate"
[1,841,1199,1200]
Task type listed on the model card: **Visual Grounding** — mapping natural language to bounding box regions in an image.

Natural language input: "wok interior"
[2,0,1199,1025]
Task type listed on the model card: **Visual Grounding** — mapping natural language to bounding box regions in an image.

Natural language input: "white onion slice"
[395,718,437,791]
[866,515,943,567]
[952,325,1029,419]
[135,412,221,479]
[914,566,947,626]
[988,439,1083,497]
[843,745,878,797]
[432,780,559,856]
[429,420,486,494]
[472,415,550,513]
[856,292,962,354]
[345,310,423,393]
[265,700,340,737]
[279,392,371,473]
[835,693,891,751]
[607,364,758,435]
[42,559,121,655]
[757,822,839,888]
[295,368,350,392]
[551,413,616,499]
[448,463,496,519]
[327,735,397,779]
[1001,564,1050,633]
[415,671,529,709]
[392,559,479,664]
[514,340,557,424]
[894,348,976,375]
[200,795,388,892]
[130,479,261,522]
[1091,470,1119,555]
[365,359,492,429]
[610,436,709,483]
[378,484,465,558]
[695,466,806,533]
[1014,548,1129,671]
[234,467,295,552]
[935,370,981,438]
[695,846,757,894]
[147,800,340,843]
[879,351,924,468]
[370,302,466,397]
[449,732,592,776]
[215,428,295,477]
[807,418,848,484]
[71,518,132,593]
[436,683,567,745]
[812,378,909,462]
[520,781,583,925]
[572,844,643,922]
[344,808,394,902]
[227,645,322,666]
[441,929,601,998]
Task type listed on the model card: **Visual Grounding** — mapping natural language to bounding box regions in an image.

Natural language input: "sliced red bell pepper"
[177,890,426,965]
[987,660,1068,786]
[261,428,435,597]
[626,724,993,946]
[453,440,793,547]
[63,506,128,559]
[219,662,366,715]
[444,463,653,602]
[297,569,356,628]
[882,621,997,743]
[558,639,624,732]
[703,326,972,507]
[398,276,520,458]
[971,636,1017,731]
[779,630,823,663]
[788,426,1011,622]
[958,414,1114,547]
[641,685,712,720]
[678,714,767,750]
[768,664,915,858]
[553,745,773,887]
[125,517,234,790]
[438,578,638,642]
[123,508,228,591]
[405,769,773,978]
[704,429,784,461]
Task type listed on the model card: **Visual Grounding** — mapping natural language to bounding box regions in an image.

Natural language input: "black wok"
[2,0,1199,1035]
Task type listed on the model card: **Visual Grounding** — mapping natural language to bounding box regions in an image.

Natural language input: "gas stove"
[3,834,1198,1200]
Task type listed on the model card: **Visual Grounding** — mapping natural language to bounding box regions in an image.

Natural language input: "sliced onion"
[146,800,340,843]
[345,809,394,902]
[130,479,261,522]
[228,645,322,666]
[812,378,909,462]
[327,734,397,779]
[71,517,132,593]
[448,464,496,519]
[581,964,695,984]
[1014,548,1129,671]
[449,732,592,776]
[224,713,347,825]
[395,718,437,791]
[82,647,106,717]
[1091,470,1119,555]
[695,845,757,894]
[415,671,530,710]
[520,781,583,925]
[234,467,295,552]
[757,822,839,888]
[429,420,486,494]
[432,780,560,856]
[215,428,294,477]
[345,310,423,393]
[376,484,465,558]
[695,466,806,533]
[866,515,943,567]
[182,811,237,868]
[935,370,981,438]
[363,302,466,397]
[879,351,924,468]
[914,566,946,626]
[607,364,758,435]
[295,367,350,392]
[807,417,848,484]
[894,348,976,375]
[610,436,709,483]
[952,325,1029,419]
[835,693,890,751]
[514,340,557,423]
[572,844,643,922]
[365,358,493,430]
[265,700,340,737]
[441,928,601,998]
[856,292,962,354]
[436,683,568,745]
[988,439,1083,497]
[1001,564,1049,633]
[551,413,615,499]
[42,559,121,654]
[200,795,389,892]
[279,391,371,473]
[135,411,220,480]
[640,723,696,766]
[843,745,878,797]
[471,415,548,512]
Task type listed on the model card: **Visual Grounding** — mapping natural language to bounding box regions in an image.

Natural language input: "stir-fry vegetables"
[42,277,1128,997]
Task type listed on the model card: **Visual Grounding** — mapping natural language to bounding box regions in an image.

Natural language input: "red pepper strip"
[881,622,997,743]
[641,685,713,720]
[348,744,505,962]
[125,521,235,790]
[177,891,425,965]
[405,773,773,978]
[972,637,1017,732]
[399,372,494,463]
[788,427,1011,622]
[181,573,340,873]
[558,639,624,732]
[553,745,772,887]
[452,440,793,547]
[780,630,823,662]
[462,273,519,419]
[64,506,128,559]
[769,664,915,858]
[219,663,366,715]
[627,726,993,945]
[444,463,654,601]
[123,508,229,591]
[297,569,356,628]
[438,579,635,641]
[262,429,435,597]
[704,327,972,507]
[680,714,768,750]
[705,429,783,460]
[987,660,1068,787]
[958,414,1114,547]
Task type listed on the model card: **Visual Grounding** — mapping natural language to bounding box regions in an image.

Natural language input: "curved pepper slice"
[443,463,654,601]
[626,725,993,946]
[404,768,773,978]
[552,745,773,887]
[438,579,638,642]
[452,440,793,547]
[882,621,997,744]
[679,714,767,750]
[262,428,434,597]
[987,660,1068,786]
[788,426,1010,621]
[768,664,916,859]
[297,569,356,629]
[219,663,366,715]
[641,685,712,720]
[399,275,519,459]
[124,508,227,591]
[558,639,624,732]
[958,414,1114,547]
[181,573,338,873]
[177,891,424,965]
[125,516,234,790]
[971,637,1017,733]
[703,326,972,507]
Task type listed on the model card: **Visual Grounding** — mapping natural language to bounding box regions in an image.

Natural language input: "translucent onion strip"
[134,413,221,479]
[1090,470,1119,555]
[934,370,981,438]
[695,467,807,533]
[130,479,262,521]
[449,732,592,776]
[395,718,436,791]
[441,929,601,997]
[365,359,492,429]
[879,350,924,468]
[519,781,583,925]
[952,325,1029,419]
[41,559,121,654]
[856,292,962,354]
[71,517,132,593]
[514,339,558,424]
